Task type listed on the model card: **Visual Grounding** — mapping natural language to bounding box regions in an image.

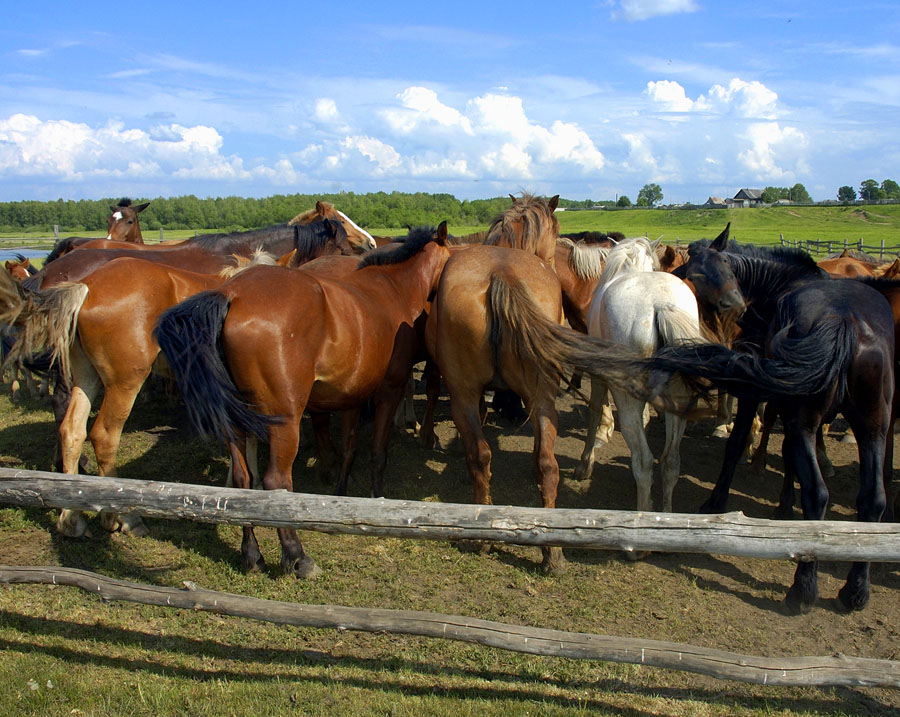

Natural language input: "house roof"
[734,188,763,200]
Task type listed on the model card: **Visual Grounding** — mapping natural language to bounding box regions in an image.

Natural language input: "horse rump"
[154,291,279,442]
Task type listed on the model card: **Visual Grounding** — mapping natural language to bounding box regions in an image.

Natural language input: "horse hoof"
[783,587,816,615]
[622,549,650,562]
[698,499,726,515]
[242,554,266,573]
[836,584,869,612]
[541,548,567,575]
[711,426,730,439]
[286,555,322,580]
[456,539,492,555]
[120,514,149,537]
[56,509,88,538]
[772,505,794,521]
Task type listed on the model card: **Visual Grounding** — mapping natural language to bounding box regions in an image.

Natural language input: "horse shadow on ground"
[0,611,894,716]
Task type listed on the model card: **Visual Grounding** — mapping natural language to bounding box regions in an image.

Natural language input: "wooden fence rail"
[1,470,899,562]
[779,234,900,258]
[2,565,898,689]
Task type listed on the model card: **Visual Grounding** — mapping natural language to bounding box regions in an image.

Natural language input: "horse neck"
[360,245,447,319]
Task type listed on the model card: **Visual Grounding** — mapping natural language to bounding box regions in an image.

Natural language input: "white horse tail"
[654,303,706,350]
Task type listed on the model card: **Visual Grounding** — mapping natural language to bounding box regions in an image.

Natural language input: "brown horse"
[36,201,375,286]
[43,199,150,262]
[0,221,354,539]
[484,193,560,268]
[424,244,647,575]
[154,228,451,578]
[817,249,879,278]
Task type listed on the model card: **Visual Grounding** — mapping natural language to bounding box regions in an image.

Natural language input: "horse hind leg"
[659,412,687,513]
[91,380,150,537]
[56,346,102,538]
[228,440,266,573]
[530,398,564,574]
[575,377,606,482]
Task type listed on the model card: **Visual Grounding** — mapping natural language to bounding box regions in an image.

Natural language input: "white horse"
[576,237,706,513]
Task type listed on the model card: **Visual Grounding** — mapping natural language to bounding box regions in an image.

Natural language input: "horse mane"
[689,237,818,269]
[288,219,351,267]
[447,230,487,246]
[188,224,293,251]
[484,193,559,254]
[45,238,76,265]
[560,231,615,245]
[218,250,278,279]
[557,237,610,281]
[116,198,134,208]
[288,201,333,226]
[358,226,437,268]
[594,237,659,293]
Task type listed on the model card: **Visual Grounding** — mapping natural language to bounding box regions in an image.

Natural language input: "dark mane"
[116,198,133,208]
[187,224,294,252]
[561,231,620,245]
[689,237,819,270]
[289,219,350,266]
[358,226,436,268]
[44,238,77,265]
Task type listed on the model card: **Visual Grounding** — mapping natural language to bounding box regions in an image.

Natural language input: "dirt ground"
[390,378,900,678]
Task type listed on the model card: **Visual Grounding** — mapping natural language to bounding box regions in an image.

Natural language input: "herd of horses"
[1,194,898,616]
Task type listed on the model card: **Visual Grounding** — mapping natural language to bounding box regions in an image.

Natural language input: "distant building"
[733,188,763,207]
[704,197,727,208]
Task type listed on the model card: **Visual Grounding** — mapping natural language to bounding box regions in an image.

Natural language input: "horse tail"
[646,317,859,402]
[0,267,86,384]
[654,303,706,349]
[484,273,652,399]
[154,291,278,442]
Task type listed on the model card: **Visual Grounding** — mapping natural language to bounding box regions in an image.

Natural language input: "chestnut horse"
[154,229,451,578]
[43,199,150,263]
[424,244,647,575]
[0,221,353,539]
[484,193,560,268]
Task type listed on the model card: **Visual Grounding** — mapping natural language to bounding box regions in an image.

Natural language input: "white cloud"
[647,78,779,119]
[612,0,700,22]
[340,135,403,173]
[0,113,250,181]
[382,87,473,135]
[314,98,340,123]
[737,122,808,179]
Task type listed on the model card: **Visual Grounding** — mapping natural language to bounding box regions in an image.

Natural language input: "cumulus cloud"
[0,113,252,181]
[611,0,700,22]
[314,98,341,123]
[647,78,779,119]
[382,87,473,135]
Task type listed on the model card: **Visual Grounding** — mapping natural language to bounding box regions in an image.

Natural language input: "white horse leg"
[614,390,654,513]
[596,382,615,444]
[659,412,688,512]
[712,392,734,438]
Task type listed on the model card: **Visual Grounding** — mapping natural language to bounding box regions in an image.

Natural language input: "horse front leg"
[575,376,605,482]
[700,397,760,513]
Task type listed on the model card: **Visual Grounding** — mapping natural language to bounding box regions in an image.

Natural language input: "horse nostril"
[719,291,745,312]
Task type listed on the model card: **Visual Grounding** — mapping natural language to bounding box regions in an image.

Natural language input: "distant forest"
[0,192,612,232]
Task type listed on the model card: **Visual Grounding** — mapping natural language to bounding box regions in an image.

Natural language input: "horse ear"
[509,194,517,204]
[315,200,328,215]
[839,248,850,258]
[547,195,559,212]
[710,222,730,252]
[4,261,11,272]
[436,220,449,245]
[109,205,118,213]
[135,202,150,213]
[650,236,662,250]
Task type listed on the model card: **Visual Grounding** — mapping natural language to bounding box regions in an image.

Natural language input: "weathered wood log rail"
[2,565,898,689]
[1,469,899,562]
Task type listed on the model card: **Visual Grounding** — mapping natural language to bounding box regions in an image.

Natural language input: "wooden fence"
[779,234,900,258]
[1,469,899,689]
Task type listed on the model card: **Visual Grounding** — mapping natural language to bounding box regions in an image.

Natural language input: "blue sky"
[1,1,898,204]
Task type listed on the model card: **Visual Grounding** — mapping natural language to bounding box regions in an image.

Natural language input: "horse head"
[289,201,377,253]
[682,223,746,318]
[106,198,149,244]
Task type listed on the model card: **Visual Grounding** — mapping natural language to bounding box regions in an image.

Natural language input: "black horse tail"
[154,292,278,442]
[485,273,653,401]
[645,317,859,402]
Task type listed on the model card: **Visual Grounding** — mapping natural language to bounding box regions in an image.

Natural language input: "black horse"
[645,226,894,614]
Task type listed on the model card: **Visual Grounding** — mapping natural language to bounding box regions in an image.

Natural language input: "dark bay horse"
[154,229,451,578]
[642,233,894,613]
[0,221,353,539]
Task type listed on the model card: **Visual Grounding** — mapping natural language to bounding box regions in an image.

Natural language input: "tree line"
[0,192,608,233]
